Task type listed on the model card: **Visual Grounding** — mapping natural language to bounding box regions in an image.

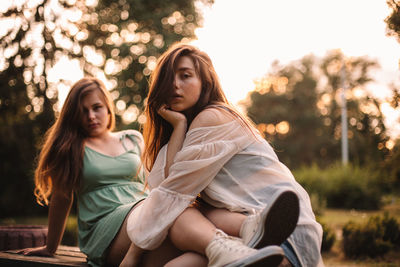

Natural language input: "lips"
[170,95,183,103]
[88,123,99,129]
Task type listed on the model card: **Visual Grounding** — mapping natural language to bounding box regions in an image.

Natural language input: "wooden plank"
[0,245,88,267]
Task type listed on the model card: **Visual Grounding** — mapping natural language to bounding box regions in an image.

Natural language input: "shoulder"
[122,129,144,141]
[189,106,234,131]
[115,129,144,149]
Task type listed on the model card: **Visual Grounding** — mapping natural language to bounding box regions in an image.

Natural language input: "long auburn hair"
[34,77,115,205]
[143,42,256,171]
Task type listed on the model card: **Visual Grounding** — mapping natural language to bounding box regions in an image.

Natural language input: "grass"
[321,195,400,267]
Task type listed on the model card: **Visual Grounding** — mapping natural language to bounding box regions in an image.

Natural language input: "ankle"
[239,214,257,239]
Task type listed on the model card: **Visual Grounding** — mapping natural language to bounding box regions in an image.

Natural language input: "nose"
[88,110,95,120]
[173,75,180,89]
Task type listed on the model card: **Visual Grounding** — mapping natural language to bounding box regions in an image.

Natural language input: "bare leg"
[168,207,216,254]
[106,203,182,267]
[197,202,246,237]
[165,252,208,267]
[170,207,285,267]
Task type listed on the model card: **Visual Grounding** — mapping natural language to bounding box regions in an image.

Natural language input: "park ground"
[321,196,400,267]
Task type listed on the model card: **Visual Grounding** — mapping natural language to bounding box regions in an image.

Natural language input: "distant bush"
[309,193,326,216]
[61,216,78,246]
[319,220,335,252]
[294,163,383,210]
[342,213,400,259]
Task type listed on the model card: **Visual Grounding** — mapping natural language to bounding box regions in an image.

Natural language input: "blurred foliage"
[385,0,400,44]
[385,0,400,154]
[0,0,211,217]
[319,220,336,252]
[61,216,78,246]
[308,192,327,217]
[293,163,390,210]
[342,213,400,259]
[382,140,400,191]
[245,50,391,169]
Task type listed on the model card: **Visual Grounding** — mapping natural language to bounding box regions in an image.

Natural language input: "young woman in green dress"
[19,77,184,266]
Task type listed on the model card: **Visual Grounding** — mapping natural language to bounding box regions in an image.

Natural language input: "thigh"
[164,252,207,267]
[196,201,245,237]
[140,238,184,267]
[105,203,139,266]
[105,202,182,266]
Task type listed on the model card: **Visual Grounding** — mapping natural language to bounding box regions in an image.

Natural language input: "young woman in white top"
[122,43,324,267]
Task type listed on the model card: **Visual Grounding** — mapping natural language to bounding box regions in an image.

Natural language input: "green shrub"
[379,213,400,246]
[308,193,326,216]
[294,163,383,210]
[320,221,335,252]
[342,213,400,259]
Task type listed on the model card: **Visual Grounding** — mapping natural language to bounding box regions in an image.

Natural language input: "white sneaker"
[206,230,284,267]
[240,189,299,248]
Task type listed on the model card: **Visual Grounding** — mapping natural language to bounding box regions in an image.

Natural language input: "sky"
[191,0,400,138]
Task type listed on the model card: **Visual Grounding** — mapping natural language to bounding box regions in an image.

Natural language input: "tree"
[245,50,390,169]
[0,0,211,217]
[385,0,400,44]
[247,56,324,168]
[385,0,400,113]
[384,0,400,189]
[78,0,211,128]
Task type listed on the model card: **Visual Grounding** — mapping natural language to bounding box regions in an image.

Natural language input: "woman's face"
[168,56,202,114]
[81,89,110,137]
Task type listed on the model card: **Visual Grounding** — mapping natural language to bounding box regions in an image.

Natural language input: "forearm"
[46,190,73,254]
[165,121,187,177]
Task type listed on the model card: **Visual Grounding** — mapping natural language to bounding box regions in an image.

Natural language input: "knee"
[169,208,196,240]
[171,207,198,229]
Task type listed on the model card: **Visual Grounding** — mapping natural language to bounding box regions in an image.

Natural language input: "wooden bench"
[0,245,88,266]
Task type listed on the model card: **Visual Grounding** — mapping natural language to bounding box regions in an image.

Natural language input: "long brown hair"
[143,42,256,171]
[34,77,115,205]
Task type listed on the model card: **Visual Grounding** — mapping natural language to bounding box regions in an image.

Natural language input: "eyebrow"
[176,67,195,72]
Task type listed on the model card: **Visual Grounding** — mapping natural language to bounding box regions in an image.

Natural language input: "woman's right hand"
[157,104,187,129]
[18,246,54,257]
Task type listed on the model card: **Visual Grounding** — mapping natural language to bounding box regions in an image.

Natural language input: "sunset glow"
[192,0,400,138]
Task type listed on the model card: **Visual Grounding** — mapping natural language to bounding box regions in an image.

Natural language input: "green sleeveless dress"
[77,132,148,267]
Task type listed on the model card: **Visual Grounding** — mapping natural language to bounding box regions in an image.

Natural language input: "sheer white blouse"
[127,119,324,267]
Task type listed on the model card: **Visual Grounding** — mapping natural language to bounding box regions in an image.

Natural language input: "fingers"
[157,104,169,115]
[16,249,25,254]
[17,248,33,255]
[17,247,53,257]
[23,249,34,256]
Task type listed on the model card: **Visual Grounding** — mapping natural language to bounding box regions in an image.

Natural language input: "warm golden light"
[276,121,290,135]
[122,104,139,124]
[386,140,395,150]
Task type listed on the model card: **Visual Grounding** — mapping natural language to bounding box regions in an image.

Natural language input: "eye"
[93,104,102,110]
[180,72,191,79]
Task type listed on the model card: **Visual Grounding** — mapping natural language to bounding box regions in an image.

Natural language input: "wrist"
[173,119,187,130]
[46,245,57,255]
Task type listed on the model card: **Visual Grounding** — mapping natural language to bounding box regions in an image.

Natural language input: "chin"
[170,105,185,112]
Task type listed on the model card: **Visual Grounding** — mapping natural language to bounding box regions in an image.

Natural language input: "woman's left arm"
[128,108,256,249]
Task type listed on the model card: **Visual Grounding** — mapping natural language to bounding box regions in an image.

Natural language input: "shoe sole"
[224,245,284,267]
[247,190,300,248]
